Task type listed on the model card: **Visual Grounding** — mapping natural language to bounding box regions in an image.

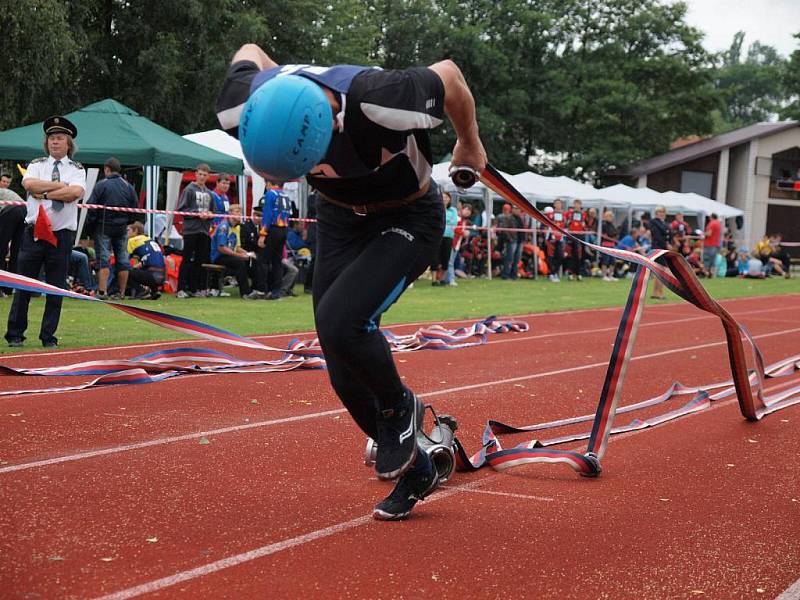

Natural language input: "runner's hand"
[452,138,487,175]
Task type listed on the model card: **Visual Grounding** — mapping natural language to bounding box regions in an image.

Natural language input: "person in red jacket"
[564,198,586,280]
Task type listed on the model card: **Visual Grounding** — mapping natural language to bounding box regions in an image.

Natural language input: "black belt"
[319,183,431,216]
[25,224,73,233]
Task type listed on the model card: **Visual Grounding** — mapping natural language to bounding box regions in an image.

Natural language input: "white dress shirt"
[22,155,86,231]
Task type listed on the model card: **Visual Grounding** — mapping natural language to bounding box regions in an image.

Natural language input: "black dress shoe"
[42,341,58,348]
[7,339,23,348]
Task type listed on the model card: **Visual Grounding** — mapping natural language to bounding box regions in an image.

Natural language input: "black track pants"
[313,185,444,440]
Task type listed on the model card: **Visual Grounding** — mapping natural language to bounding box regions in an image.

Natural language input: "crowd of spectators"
[0,161,315,302]
[425,193,795,286]
[1,168,795,306]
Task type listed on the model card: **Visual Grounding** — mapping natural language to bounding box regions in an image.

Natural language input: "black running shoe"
[375,392,423,480]
[373,463,440,521]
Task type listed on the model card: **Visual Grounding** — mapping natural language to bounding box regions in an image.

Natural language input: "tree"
[712,31,786,132]
[530,0,718,177]
[0,0,84,130]
[781,33,800,121]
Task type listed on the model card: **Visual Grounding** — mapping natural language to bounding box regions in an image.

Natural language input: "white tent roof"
[183,129,267,213]
[511,173,630,208]
[661,191,743,218]
[183,129,256,176]
[595,184,665,208]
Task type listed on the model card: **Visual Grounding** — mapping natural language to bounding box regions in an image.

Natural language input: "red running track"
[1,294,800,599]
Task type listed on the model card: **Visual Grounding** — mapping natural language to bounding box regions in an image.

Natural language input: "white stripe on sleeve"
[360,103,442,131]
[217,103,245,133]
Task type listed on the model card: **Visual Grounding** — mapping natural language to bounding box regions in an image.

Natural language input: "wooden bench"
[201,263,226,291]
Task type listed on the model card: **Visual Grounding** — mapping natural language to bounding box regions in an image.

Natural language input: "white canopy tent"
[510,172,630,208]
[181,129,267,218]
[661,191,743,219]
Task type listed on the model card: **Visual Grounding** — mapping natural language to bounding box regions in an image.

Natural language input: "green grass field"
[1,275,798,352]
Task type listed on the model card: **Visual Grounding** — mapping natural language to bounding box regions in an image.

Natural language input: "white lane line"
[93,373,800,600]
[483,306,796,348]
[777,577,800,600]
[0,410,345,474]
[2,294,795,361]
[424,326,800,398]
[4,325,800,476]
[0,306,623,361]
[3,305,794,400]
[442,485,554,502]
[91,480,482,600]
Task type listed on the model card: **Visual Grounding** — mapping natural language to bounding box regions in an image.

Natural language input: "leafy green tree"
[531,0,718,177]
[712,31,786,132]
[780,33,800,121]
[0,0,84,130]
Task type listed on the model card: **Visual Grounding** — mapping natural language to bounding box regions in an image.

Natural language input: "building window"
[680,171,713,197]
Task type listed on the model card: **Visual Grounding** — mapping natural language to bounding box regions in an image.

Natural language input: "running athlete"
[215,44,486,520]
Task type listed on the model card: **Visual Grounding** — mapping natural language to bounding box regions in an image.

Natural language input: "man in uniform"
[5,116,86,348]
[216,44,486,520]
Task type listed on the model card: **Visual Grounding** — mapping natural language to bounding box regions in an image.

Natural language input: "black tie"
[51,160,63,211]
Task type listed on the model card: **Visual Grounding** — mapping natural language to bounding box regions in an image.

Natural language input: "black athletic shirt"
[215,61,446,205]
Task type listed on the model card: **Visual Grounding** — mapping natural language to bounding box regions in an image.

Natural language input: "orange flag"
[33,205,58,247]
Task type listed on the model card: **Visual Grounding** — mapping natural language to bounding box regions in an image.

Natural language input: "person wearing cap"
[5,116,86,348]
[216,44,486,520]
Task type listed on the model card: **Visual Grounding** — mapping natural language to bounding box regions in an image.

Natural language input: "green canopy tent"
[0,99,244,238]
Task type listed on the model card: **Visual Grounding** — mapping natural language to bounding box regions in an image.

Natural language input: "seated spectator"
[685,247,710,278]
[616,230,642,254]
[69,249,97,295]
[754,234,787,277]
[281,254,299,297]
[211,205,261,299]
[770,233,791,278]
[287,221,308,252]
[745,257,766,279]
[637,226,652,254]
[86,157,138,300]
[721,244,740,278]
[126,222,165,300]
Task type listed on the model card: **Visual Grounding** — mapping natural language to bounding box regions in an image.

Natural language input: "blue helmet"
[240,75,333,181]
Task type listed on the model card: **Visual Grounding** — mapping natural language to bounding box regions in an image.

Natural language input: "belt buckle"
[352,204,367,217]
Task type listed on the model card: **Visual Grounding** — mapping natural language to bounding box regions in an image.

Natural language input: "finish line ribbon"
[447,164,800,477]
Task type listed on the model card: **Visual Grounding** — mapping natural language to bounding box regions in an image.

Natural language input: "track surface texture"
[2,294,800,600]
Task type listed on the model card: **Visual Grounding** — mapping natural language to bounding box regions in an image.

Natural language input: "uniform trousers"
[5,227,74,344]
[313,185,443,440]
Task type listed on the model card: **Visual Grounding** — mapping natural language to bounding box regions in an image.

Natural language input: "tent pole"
[75,168,100,242]
[483,186,492,280]
[145,166,158,239]
[532,199,538,279]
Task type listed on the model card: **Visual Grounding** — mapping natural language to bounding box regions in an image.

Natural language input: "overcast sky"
[682,0,799,58]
